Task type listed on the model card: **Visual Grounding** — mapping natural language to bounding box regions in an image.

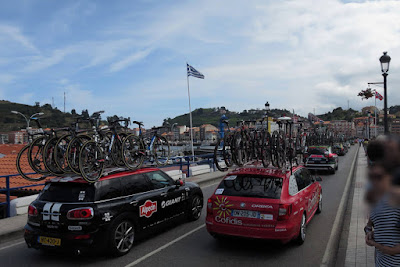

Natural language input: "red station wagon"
[206,166,322,244]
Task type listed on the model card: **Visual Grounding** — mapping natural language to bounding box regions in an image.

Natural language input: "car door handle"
[161,193,168,197]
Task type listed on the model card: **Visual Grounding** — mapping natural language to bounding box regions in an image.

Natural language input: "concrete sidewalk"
[344,150,374,266]
[0,170,226,243]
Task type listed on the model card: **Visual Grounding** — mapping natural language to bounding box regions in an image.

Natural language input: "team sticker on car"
[140,196,184,218]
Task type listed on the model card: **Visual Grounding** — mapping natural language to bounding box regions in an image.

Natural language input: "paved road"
[0,146,357,267]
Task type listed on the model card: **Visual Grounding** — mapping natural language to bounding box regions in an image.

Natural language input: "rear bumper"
[305,163,335,170]
[24,224,108,253]
[205,218,298,242]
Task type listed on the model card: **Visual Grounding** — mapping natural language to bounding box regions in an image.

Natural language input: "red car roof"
[227,166,302,178]
[49,167,161,184]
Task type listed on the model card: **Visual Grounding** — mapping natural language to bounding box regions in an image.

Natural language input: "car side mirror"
[315,176,323,182]
[174,179,184,187]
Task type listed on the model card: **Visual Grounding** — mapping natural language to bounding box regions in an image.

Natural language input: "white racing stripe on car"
[51,203,62,222]
[42,203,53,221]
[125,225,205,267]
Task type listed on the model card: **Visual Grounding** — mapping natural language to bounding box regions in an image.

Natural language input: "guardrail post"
[6,175,10,218]
[187,157,190,177]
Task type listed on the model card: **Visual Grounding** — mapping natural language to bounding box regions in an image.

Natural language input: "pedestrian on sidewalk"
[365,168,400,266]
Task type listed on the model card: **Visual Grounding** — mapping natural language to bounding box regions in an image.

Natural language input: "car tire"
[188,194,203,221]
[296,213,307,245]
[108,216,136,257]
[316,192,322,214]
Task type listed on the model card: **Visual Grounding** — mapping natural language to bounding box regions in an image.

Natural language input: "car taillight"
[207,198,213,215]
[278,204,292,221]
[73,234,91,240]
[28,204,38,217]
[67,207,94,220]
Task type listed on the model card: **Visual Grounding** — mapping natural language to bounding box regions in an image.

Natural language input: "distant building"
[200,124,218,141]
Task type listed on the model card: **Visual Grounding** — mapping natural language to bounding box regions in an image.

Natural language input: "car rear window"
[39,183,95,202]
[308,147,327,155]
[216,175,282,199]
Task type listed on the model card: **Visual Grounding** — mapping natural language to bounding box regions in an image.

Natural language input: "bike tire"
[122,134,145,170]
[214,138,228,172]
[17,145,48,181]
[54,134,73,173]
[43,137,65,176]
[153,136,170,166]
[79,141,105,183]
[27,136,49,175]
[66,135,91,174]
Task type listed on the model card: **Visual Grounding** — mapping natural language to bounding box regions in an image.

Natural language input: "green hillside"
[164,107,296,127]
[317,107,361,122]
[0,100,78,132]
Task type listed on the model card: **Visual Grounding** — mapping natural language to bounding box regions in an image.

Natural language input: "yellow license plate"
[38,236,61,246]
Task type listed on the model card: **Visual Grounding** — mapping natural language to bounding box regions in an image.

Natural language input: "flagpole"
[186,65,195,161]
[375,91,377,137]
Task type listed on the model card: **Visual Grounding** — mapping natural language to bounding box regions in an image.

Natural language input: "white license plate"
[231,210,259,219]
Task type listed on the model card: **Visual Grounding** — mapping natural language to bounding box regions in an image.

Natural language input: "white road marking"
[0,241,25,252]
[125,224,205,267]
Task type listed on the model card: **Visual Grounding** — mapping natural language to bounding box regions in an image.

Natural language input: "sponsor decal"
[140,200,157,218]
[102,212,113,222]
[161,197,181,208]
[260,214,273,220]
[46,225,59,229]
[78,191,86,201]
[275,228,287,232]
[213,196,234,218]
[225,175,237,181]
[308,192,318,212]
[215,216,242,225]
[215,188,224,195]
[251,204,273,209]
[68,225,82,231]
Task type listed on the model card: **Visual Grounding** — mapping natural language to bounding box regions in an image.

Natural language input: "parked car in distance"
[24,168,203,256]
[305,145,339,174]
[206,166,322,245]
[332,143,345,156]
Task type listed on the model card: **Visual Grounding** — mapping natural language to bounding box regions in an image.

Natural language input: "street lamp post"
[265,101,270,132]
[379,51,391,134]
[367,111,371,139]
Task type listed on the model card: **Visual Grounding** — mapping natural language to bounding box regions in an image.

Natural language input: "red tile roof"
[0,144,50,191]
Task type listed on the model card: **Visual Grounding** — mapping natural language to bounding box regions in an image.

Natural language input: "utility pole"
[64,92,66,113]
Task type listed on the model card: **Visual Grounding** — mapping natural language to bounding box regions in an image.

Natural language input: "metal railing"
[0,173,46,218]
[0,154,215,218]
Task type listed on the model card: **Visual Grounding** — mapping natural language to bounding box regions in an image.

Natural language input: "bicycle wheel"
[54,134,73,173]
[214,138,228,172]
[17,145,48,181]
[79,141,105,183]
[43,137,65,176]
[153,135,170,166]
[261,131,272,168]
[111,138,125,167]
[122,134,145,170]
[28,136,48,174]
[66,135,91,174]
[233,131,248,166]
[222,133,234,167]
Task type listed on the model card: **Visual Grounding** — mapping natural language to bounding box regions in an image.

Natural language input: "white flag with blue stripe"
[187,63,204,79]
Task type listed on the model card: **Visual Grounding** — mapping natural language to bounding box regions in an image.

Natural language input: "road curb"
[320,146,360,267]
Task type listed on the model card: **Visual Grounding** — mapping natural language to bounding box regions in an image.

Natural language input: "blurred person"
[364,137,400,266]
[365,168,400,266]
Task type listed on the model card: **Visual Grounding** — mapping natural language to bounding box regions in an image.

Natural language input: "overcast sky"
[0,0,399,127]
